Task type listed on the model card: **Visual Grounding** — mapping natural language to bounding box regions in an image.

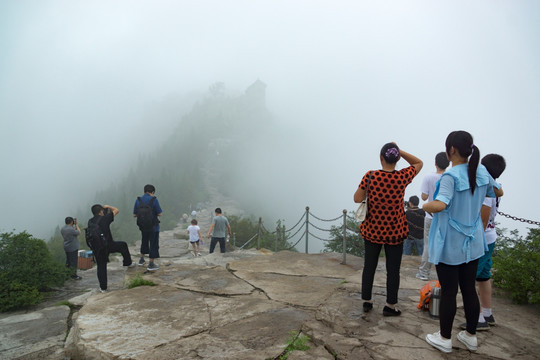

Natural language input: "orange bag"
[417,280,440,310]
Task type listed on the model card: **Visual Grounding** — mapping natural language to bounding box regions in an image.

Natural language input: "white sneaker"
[416,272,429,281]
[426,331,452,353]
[457,330,477,351]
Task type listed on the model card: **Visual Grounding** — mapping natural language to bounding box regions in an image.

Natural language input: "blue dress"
[428,164,499,266]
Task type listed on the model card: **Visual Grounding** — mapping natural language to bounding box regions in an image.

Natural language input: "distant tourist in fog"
[403,196,425,256]
[424,131,503,354]
[416,152,449,281]
[206,208,231,254]
[354,142,423,316]
[187,219,203,256]
[88,204,135,293]
[133,184,163,271]
[61,216,82,280]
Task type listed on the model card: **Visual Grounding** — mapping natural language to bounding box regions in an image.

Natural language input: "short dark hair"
[191,219,198,225]
[144,184,155,194]
[65,217,74,225]
[435,152,450,170]
[408,196,419,206]
[215,208,222,214]
[481,154,506,180]
[91,204,104,216]
[380,143,400,164]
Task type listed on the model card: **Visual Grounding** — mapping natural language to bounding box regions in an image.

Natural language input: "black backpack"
[136,197,157,231]
[85,218,107,254]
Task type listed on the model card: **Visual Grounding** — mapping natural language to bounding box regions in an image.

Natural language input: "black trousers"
[361,240,403,305]
[95,241,132,290]
[65,250,78,275]
[209,237,226,253]
[436,260,480,339]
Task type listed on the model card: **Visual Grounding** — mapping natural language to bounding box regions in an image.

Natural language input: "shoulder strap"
[366,171,373,199]
[149,197,156,206]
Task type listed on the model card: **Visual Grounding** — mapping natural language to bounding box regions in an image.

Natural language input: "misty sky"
[1,1,539,243]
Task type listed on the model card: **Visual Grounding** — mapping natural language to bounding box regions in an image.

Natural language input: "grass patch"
[55,300,75,308]
[127,274,156,289]
[277,331,310,360]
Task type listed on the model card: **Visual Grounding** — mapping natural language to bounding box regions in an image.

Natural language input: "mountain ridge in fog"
[57,80,280,244]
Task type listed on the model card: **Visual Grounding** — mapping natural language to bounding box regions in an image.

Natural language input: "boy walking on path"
[133,184,163,271]
[207,208,231,254]
[88,204,135,292]
[417,152,449,280]
[61,216,82,280]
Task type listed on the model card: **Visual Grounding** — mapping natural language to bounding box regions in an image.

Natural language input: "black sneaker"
[363,302,373,313]
[460,321,490,331]
[383,306,401,316]
[71,275,82,280]
[138,257,146,266]
[147,262,160,271]
[484,315,496,325]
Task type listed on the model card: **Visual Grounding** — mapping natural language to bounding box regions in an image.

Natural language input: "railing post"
[257,217,262,250]
[305,206,309,254]
[275,225,279,252]
[342,209,347,265]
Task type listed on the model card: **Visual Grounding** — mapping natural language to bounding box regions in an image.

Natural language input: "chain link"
[308,221,333,232]
[310,212,343,222]
[283,212,306,233]
[307,230,330,242]
[497,211,540,226]
[284,223,305,241]
[284,231,305,250]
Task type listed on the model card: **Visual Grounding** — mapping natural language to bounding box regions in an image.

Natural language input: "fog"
[1,1,539,244]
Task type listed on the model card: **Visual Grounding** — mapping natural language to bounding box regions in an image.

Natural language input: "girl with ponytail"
[423,131,503,354]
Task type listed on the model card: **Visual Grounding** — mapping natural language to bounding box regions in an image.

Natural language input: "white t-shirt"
[420,172,442,219]
[187,225,201,242]
[483,197,498,245]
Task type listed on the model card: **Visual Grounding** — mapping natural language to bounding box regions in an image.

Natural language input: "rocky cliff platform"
[2,225,540,359]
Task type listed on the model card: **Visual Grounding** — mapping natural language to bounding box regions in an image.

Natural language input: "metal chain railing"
[310,211,343,222]
[497,211,540,226]
[233,206,539,264]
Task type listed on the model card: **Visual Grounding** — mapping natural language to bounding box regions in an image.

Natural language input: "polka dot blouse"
[358,166,418,245]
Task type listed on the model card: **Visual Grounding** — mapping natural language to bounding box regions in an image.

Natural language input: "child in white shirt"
[187,219,202,256]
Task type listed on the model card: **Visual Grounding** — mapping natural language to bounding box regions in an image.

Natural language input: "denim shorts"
[476,242,495,280]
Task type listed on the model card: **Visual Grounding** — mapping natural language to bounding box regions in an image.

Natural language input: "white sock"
[482,307,492,317]
[478,313,485,323]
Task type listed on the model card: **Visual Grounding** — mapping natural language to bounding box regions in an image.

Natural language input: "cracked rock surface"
[2,228,540,359]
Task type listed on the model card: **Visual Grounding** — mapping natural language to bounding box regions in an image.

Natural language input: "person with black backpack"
[133,184,163,271]
[87,204,135,293]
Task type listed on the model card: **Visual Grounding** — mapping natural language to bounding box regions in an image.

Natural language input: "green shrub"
[127,274,156,289]
[0,275,43,312]
[0,232,70,312]
[492,228,540,305]
[323,213,365,257]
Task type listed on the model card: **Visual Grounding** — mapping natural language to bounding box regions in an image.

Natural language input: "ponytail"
[445,130,479,194]
[468,145,480,194]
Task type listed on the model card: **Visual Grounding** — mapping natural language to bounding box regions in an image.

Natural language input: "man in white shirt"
[416,152,449,280]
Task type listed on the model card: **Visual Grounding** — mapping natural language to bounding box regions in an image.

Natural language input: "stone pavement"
[2,226,540,359]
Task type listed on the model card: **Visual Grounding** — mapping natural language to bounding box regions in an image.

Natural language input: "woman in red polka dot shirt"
[354,142,423,316]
